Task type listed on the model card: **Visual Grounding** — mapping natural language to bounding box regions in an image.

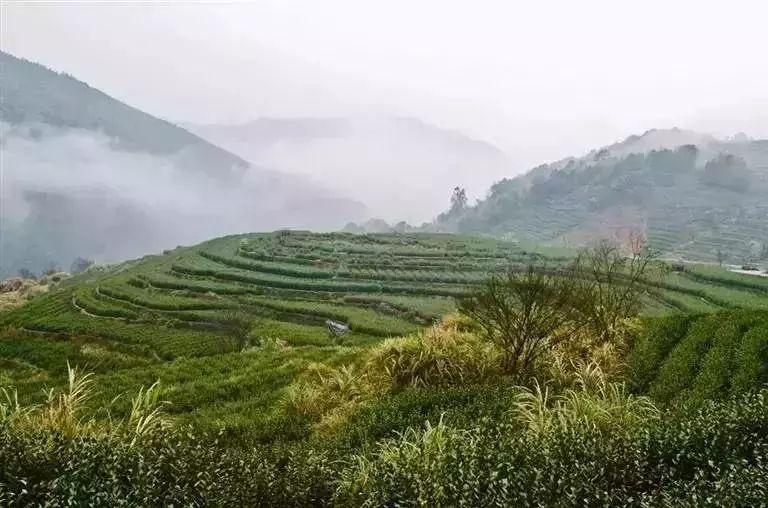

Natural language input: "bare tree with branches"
[571,234,656,344]
[458,265,584,377]
[459,234,657,378]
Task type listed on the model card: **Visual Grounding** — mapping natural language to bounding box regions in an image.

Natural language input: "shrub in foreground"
[335,390,768,507]
[1,387,766,506]
[283,316,501,431]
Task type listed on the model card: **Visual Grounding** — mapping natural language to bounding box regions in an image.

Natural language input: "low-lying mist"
[0,122,365,277]
[189,116,513,223]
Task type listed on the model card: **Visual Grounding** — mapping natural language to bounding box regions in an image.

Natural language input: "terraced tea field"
[646,204,768,264]
[2,231,767,436]
[628,309,768,403]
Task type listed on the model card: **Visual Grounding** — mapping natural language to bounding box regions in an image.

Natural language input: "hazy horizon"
[3,1,766,170]
[1,1,767,276]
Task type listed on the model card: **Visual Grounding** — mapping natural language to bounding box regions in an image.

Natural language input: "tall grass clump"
[0,363,169,441]
[283,315,501,431]
[364,316,500,391]
[512,370,659,436]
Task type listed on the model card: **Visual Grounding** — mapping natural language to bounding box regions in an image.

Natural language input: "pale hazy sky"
[2,0,767,168]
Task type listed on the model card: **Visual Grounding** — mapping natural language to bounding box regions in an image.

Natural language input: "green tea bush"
[242,296,419,337]
[3,391,766,506]
[689,313,761,400]
[0,372,768,506]
[98,285,233,312]
[238,248,322,266]
[0,330,153,388]
[628,310,768,402]
[685,266,768,293]
[5,231,768,505]
[0,429,344,507]
[140,276,252,295]
[626,313,695,393]
[334,390,768,507]
[329,384,521,450]
[72,288,138,319]
[172,261,469,297]
[171,263,384,293]
[0,330,85,376]
[643,277,735,308]
[200,250,334,279]
[649,315,720,402]
[730,323,768,395]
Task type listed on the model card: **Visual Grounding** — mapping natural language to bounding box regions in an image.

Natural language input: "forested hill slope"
[441,129,768,265]
[0,51,248,176]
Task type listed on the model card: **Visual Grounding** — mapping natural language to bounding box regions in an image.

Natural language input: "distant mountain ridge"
[440,129,768,265]
[187,116,511,222]
[0,51,249,176]
[188,116,505,158]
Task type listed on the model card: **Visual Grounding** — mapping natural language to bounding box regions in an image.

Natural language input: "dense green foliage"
[2,231,767,505]
[2,383,766,506]
[441,129,768,265]
[2,231,767,434]
[628,310,768,403]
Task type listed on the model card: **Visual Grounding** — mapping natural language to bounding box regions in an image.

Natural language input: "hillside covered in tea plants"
[439,129,768,266]
[2,231,768,505]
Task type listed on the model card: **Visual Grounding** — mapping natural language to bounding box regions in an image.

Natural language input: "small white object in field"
[326,319,350,336]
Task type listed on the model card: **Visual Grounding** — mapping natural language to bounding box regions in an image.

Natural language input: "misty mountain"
[441,129,768,264]
[187,116,511,223]
[0,52,365,278]
[0,50,250,176]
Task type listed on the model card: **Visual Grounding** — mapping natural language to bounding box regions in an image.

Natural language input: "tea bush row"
[628,310,768,402]
[3,390,766,507]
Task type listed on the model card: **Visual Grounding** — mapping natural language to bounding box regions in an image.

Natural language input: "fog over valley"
[188,116,511,222]
[1,121,366,276]
[1,0,767,276]
[0,48,365,276]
